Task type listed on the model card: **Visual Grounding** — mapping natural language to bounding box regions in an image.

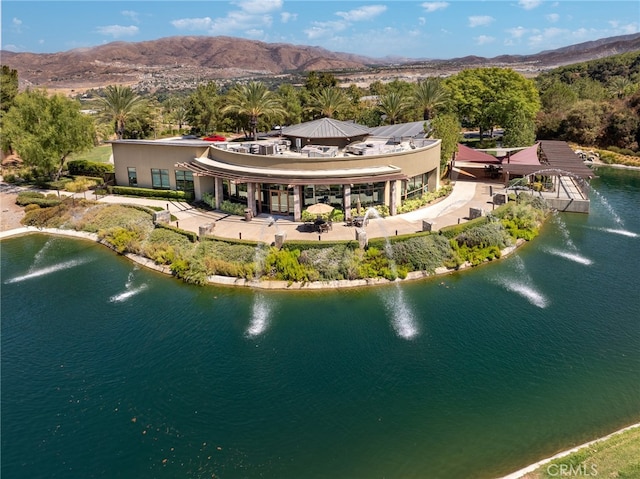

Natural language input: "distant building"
[111,118,441,221]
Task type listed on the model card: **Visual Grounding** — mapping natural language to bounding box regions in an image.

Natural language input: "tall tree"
[3,89,94,179]
[444,67,540,139]
[0,66,19,115]
[276,84,303,126]
[304,71,337,94]
[413,78,448,121]
[307,87,349,119]
[377,91,409,125]
[222,81,285,141]
[430,113,461,172]
[185,82,219,135]
[96,85,145,139]
[502,109,536,147]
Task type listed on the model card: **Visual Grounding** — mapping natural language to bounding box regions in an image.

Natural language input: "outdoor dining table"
[314,219,329,233]
[353,216,366,227]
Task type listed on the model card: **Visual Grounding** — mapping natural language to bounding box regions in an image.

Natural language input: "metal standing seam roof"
[501,141,595,179]
[281,118,371,139]
[368,121,427,138]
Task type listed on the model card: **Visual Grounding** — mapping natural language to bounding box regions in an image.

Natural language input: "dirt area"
[0,185,26,232]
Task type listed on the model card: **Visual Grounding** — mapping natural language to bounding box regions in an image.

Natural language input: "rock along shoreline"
[0,226,525,290]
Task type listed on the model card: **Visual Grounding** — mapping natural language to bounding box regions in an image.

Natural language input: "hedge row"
[67,160,114,176]
[108,186,194,201]
[154,222,198,243]
[15,191,63,207]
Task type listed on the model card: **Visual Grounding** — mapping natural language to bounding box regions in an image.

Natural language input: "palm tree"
[222,81,285,141]
[378,91,409,125]
[413,78,448,121]
[607,76,633,99]
[308,87,350,119]
[96,85,145,139]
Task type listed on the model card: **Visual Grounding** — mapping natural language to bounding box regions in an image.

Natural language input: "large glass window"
[127,167,137,187]
[175,170,194,192]
[151,169,170,189]
[302,184,344,208]
[223,179,248,204]
[402,173,428,199]
[351,182,385,207]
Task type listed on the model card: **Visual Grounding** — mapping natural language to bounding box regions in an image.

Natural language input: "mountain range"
[2,32,639,93]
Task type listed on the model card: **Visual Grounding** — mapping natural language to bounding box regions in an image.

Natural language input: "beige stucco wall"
[111,139,442,212]
[208,140,441,178]
[112,141,209,190]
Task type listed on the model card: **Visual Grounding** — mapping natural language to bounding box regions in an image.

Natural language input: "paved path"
[1,175,506,242]
[93,176,505,243]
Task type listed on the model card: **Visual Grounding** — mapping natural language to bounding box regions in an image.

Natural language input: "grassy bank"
[16,191,549,285]
[520,425,640,479]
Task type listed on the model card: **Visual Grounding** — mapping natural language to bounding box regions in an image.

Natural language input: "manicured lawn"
[68,144,113,164]
[523,425,640,478]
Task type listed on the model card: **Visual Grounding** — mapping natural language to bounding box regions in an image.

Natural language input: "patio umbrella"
[306,203,334,215]
[356,197,362,215]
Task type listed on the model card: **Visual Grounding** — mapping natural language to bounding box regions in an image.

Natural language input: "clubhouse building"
[111,118,442,221]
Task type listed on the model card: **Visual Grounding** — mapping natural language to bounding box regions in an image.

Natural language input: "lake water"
[2,167,639,478]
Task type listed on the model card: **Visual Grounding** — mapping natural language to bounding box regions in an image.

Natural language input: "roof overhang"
[176,156,408,185]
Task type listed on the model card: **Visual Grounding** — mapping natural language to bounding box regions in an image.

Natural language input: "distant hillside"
[2,33,639,93]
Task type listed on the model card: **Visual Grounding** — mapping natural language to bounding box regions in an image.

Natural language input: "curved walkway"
[0,173,505,242]
[92,177,503,243]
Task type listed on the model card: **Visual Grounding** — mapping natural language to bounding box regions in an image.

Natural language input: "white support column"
[389,180,398,216]
[214,177,223,209]
[343,185,352,220]
[293,186,302,222]
[247,183,257,217]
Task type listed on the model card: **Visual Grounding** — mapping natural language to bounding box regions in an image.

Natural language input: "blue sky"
[1,1,638,59]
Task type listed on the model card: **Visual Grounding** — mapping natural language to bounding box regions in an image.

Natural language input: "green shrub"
[391,234,458,273]
[15,191,62,207]
[67,159,114,177]
[98,226,144,254]
[76,204,154,233]
[298,244,359,281]
[154,222,198,243]
[110,186,193,202]
[455,221,511,249]
[64,176,101,193]
[264,248,310,282]
[439,216,490,238]
[397,185,453,214]
[219,200,246,216]
[23,203,41,213]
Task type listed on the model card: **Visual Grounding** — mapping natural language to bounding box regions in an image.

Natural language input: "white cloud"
[304,20,349,40]
[609,21,639,35]
[245,29,264,38]
[171,17,214,31]
[231,0,283,14]
[546,13,559,23]
[421,2,449,13]
[121,10,140,24]
[2,44,21,52]
[418,17,426,26]
[518,0,542,10]
[336,5,387,22]
[506,26,528,39]
[468,16,495,28]
[95,25,139,38]
[172,10,275,36]
[281,12,297,23]
[475,35,495,45]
